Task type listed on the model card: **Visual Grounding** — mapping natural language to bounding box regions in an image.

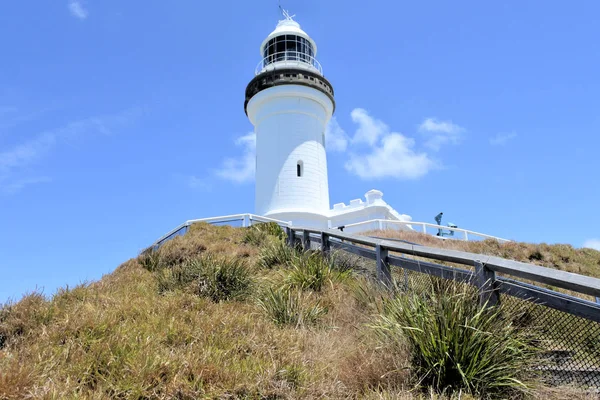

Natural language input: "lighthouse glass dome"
[256,19,322,75]
[263,35,314,64]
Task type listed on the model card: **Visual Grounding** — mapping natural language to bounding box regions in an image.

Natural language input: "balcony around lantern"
[255,51,323,76]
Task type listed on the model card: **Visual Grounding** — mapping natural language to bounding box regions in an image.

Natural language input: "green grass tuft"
[243,222,285,247]
[257,287,328,328]
[371,280,538,398]
[284,251,352,292]
[258,239,299,269]
[157,255,253,302]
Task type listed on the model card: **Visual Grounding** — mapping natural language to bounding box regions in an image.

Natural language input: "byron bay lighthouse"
[245,11,413,232]
[245,10,334,228]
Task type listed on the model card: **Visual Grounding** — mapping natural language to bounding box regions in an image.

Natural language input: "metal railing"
[341,219,511,242]
[255,51,323,75]
[287,226,600,387]
[150,214,511,251]
[150,214,290,249]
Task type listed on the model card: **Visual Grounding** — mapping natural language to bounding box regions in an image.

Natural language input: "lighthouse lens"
[263,35,315,67]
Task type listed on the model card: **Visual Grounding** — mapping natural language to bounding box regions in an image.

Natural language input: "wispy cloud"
[0,107,142,194]
[583,239,600,251]
[490,132,517,146]
[418,117,465,151]
[215,132,256,183]
[1,177,52,195]
[345,109,438,180]
[68,0,88,20]
[325,117,348,152]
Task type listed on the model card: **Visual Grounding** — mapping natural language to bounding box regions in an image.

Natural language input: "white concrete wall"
[247,84,333,219]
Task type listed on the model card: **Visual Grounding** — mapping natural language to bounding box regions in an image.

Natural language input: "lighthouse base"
[264,209,330,230]
[262,189,413,234]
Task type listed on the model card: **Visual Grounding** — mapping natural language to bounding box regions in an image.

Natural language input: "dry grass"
[0,223,595,399]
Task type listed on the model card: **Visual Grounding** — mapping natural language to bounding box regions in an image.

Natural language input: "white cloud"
[215,132,256,183]
[344,109,437,180]
[1,177,52,195]
[325,117,348,152]
[68,1,88,20]
[350,108,388,146]
[583,239,600,251]
[0,133,56,175]
[418,117,464,151]
[490,132,517,146]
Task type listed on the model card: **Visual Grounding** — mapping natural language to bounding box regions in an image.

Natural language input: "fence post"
[474,260,499,307]
[321,232,330,255]
[302,230,310,251]
[243,214,250,228]
[286,227,294,247]
[376,244,392,287]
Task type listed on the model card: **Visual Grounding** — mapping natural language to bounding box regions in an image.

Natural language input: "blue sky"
[1,0,599,303]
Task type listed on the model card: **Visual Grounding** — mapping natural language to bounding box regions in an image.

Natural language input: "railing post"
[464,231,469,241]
[242,214,250,228]
[320,232,330,256]
[302,230,310,251]
[376,244,392,287]
[422,223,427,234]
[474,260,499,307]
[286,227,294,247]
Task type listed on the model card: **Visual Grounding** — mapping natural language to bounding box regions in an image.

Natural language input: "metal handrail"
[151,214,510,249]
[293,226,600,301]
[255,51,323,75]
[342,219,511,242]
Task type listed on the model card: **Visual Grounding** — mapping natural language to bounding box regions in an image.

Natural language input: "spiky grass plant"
[284,251,351,292]
[258,239,299,269]
[157,255,253,302]
[138,248,163,272]
[257,287,328,328]
[196,255,254,302]
[371,280,538,398]
[243,222,285,247]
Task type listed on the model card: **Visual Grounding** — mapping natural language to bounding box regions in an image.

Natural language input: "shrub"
[196,256,253,302]
[371,280,537,398]
[258,240,298,269]
[243,222,285,247]
[284,251,351,292]
[257,287,327,328]
[138,249,163,272]
[243,227,269,247]
[156,255,253,302]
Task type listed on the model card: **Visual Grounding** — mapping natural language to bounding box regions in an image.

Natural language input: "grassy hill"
[1,223,598,399]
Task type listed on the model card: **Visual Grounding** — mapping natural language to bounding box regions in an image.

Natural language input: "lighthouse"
[245,10,335,228]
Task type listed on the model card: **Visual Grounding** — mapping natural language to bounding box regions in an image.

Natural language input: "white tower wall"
[247,84,333,225]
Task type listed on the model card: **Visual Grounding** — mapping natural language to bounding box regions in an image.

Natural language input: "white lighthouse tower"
[245,10,334,228]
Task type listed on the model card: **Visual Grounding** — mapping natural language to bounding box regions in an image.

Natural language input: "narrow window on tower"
[297,161,303,177]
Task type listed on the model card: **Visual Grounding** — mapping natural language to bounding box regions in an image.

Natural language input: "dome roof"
[259,18,318,57]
